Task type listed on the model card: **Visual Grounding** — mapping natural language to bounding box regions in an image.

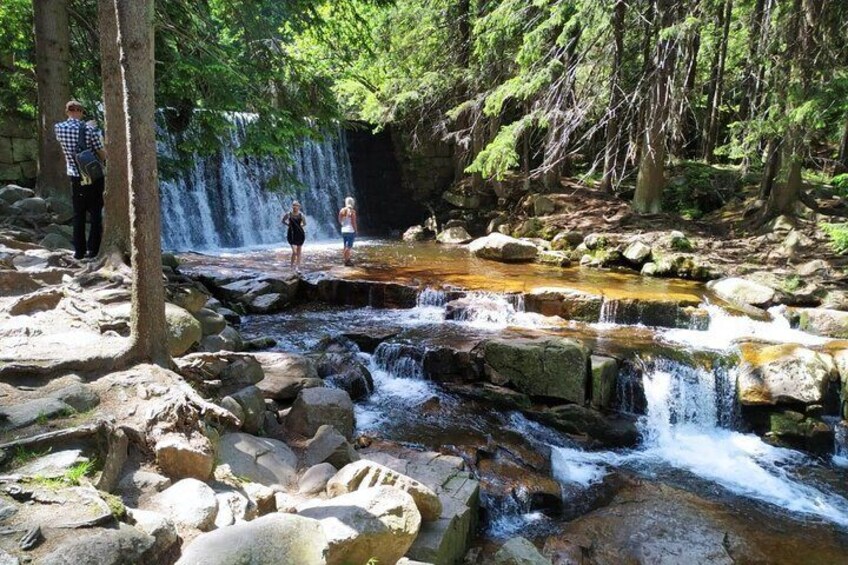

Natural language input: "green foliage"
[663,162,741,219]
[0,0,35,118]
[782,275,802,293]
[832,173,848,197]
[12,446,51,467]
[821,222,848,255]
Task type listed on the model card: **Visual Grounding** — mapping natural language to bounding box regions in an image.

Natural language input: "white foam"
[664,304,830,350]
[551,361,848,527]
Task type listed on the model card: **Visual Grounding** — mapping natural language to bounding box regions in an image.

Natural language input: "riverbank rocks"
[165,303,203,356]
[177,513,329,565]
[708,277,776,308]
[148,478,218,531]
[214,275,298,314]
[39,523,157,565]
[591,355,618,410]
[155,432,215,481]
[767,410,833,454]
[252,352,321,400]
[299,486,422,565]
[437,226,474,244]
[226,385,266,434]
[524,287,603,322]
[469,233,538,263]
[174,352,264,396]
[194,307,227,336]
[622,241,652,265]
[303,424,360,468]
[535,404,639,447]
[494,537,552,565]
[404,225,435,242]
[796,308,848,338]
[217,433,298,489]
[328,459,442,522]
[286,387,355,440]
[738,344,836,405]
[479,337,589,403]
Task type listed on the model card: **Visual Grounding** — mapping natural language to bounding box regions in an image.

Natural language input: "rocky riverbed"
[3,180,848,564]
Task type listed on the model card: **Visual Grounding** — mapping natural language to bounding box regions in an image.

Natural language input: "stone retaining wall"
[0,116,37,186]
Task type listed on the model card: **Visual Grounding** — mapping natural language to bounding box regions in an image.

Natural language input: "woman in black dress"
[281,201,306,272]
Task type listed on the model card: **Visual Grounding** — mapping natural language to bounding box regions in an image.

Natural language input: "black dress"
[286,213,305,246]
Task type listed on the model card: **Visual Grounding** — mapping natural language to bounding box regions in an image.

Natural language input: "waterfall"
[158,115,357,251]
[552,357,848,526]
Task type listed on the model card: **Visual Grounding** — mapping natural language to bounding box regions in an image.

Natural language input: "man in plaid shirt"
[54,100,106,260]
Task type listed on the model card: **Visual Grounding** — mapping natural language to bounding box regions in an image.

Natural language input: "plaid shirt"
[54,118,104,177]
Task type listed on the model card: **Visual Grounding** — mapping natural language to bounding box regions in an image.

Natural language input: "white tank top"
[340,208,355,233]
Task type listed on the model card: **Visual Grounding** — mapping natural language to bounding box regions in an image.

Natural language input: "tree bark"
[701,0,733,163]
[633,0,678,214]
[97,0,130,265]
[33,0,71,199]
[674,0,701,158]
[600,0,626,193]
[837,115,848,173]
[114,0,169,366]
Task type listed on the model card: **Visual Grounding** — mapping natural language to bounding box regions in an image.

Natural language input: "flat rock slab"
[14,450,86,479]
[217,433,298,490]
[0,398,72,431]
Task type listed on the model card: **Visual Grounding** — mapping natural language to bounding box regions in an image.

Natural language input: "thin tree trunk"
[33,0,71,199]
[837,116,848,173]
[674,0,701,158]
[600,0,626,193]
[633,0,678,214]
[759,136,781,200]
[701,0,732,163]
[97,0,130,266]
[114,0,169,366]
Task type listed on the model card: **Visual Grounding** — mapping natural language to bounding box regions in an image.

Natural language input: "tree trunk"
[837,115,848,173]
[114,0,169,366]
[701,0,732,163]
[765,134,802,216]
[600,0,626,193]
[97,0,130,265]
[674,0,701,158]
[633,0,678,214]
[759,136,781,200]
[33,0,71,199]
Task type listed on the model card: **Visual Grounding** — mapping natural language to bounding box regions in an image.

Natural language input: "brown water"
[179,239,706,302]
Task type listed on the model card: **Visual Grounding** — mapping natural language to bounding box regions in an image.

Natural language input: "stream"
[181,240,848,558]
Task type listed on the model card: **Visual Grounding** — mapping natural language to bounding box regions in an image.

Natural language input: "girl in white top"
[338,196,358,266]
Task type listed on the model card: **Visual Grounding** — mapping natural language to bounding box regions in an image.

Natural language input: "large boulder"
[286,387,355,440]
[328,459,442,522]
[524,287,603,322]
[796,308,848,339]
[155,432,215,481]
[708,277,776,308]
[299,486,422,565]
[11,196,48,215]
[174,352,264,396]
[0,184,35,204]
[738,344,836,405]
[227,385,266,434]
[194,307,227,336]
[217,432,298,489]
[253,352,321,400]
[469,233,538,263]
[403,225,435,242]
[303,424,360,469]
[148,478,218,532]
[494,537,553,565]
[436,226,474,244]
[177,513,329,565]
[591,355,618,410]
[622,241,652,265]
[165,303,203,357]
[127,508,180,564]
[479,337,589,403]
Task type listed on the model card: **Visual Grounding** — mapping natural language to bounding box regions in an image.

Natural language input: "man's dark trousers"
[70,176,105,259]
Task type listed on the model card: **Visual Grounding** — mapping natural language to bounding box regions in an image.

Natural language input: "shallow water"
[190,242,848,547]
[180,239,706,301]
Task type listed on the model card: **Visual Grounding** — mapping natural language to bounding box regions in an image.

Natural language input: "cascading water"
[159,115,357,251]
[552,357,848,526]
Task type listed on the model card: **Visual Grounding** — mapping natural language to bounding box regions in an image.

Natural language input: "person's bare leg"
[295,246,302,271]
[290,246,296,269]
